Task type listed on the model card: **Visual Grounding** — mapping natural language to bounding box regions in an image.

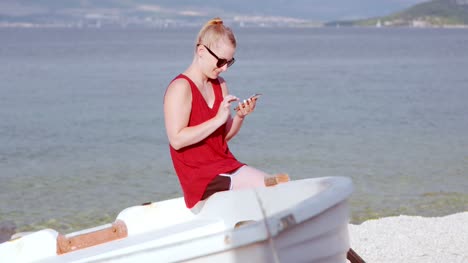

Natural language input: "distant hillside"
[0,0,319,28]
[0,0,428,28]
[329,0,468,27]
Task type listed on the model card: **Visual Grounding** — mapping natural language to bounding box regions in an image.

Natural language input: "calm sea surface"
[1,27,467,233]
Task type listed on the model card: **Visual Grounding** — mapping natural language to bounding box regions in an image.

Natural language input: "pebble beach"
[348,212,468,263]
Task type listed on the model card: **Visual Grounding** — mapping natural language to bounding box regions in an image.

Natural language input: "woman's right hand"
[215,95,239,124]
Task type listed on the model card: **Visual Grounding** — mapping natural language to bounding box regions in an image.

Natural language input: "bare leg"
[230,166,290,190]
[230,166,267,190]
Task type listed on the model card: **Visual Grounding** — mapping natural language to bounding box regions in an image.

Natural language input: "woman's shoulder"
[165,75,192,99]
[170,74,193,89]
[170,74,191,86]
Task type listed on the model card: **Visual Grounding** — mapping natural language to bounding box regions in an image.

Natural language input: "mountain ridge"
[0,0,428,28]
[329,0,468,27]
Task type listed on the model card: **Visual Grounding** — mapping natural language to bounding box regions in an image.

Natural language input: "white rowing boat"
[0,176,353,263]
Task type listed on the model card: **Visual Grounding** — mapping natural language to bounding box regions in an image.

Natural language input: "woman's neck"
[184,65,210,89]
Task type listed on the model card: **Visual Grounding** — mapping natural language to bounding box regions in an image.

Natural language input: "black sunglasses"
[198,44,235,68]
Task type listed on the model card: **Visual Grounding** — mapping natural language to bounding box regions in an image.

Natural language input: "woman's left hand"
[236,97,256,118]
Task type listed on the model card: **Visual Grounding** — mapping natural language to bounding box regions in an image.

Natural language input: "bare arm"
[222,78,257,142]
[225,114,245,142]
[164,78,237,150]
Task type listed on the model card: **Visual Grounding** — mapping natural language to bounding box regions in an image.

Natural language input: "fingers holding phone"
[235,93,261,118]
[216,95,239,122]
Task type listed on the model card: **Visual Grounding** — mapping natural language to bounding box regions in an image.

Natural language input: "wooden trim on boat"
[56,220,128,255]
[347,248,366,263]
[265,173,290,186]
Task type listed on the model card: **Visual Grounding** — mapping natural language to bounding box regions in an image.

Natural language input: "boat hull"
[187,202,350,263]
[0,176,353,263]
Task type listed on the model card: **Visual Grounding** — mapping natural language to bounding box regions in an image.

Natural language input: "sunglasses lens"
[217,58,235,68]
[217,60,227,68]
[227,58,235,67]
[201,44,235,68]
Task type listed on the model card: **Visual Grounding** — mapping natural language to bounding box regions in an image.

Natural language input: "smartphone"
[234,93,262,111]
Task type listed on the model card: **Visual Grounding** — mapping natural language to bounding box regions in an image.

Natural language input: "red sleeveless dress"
[168,74,244,208]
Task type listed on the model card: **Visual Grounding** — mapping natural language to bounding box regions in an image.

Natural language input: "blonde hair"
[196,17,236,48]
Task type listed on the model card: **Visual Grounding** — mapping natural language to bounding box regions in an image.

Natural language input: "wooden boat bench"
[57,220,127,254]
[53,218,226,262]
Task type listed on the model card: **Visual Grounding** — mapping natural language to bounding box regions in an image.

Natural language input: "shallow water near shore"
[1,27,467,233]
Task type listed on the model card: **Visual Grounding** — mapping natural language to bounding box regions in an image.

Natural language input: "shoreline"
[348,212,468,263]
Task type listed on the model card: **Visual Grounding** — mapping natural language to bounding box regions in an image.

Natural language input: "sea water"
[1,27,467,233]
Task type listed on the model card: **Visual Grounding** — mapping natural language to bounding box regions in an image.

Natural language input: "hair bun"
[196,17,236,48]
[210,17,223,25]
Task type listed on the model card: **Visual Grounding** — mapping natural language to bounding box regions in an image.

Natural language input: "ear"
[196,45,204,57]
